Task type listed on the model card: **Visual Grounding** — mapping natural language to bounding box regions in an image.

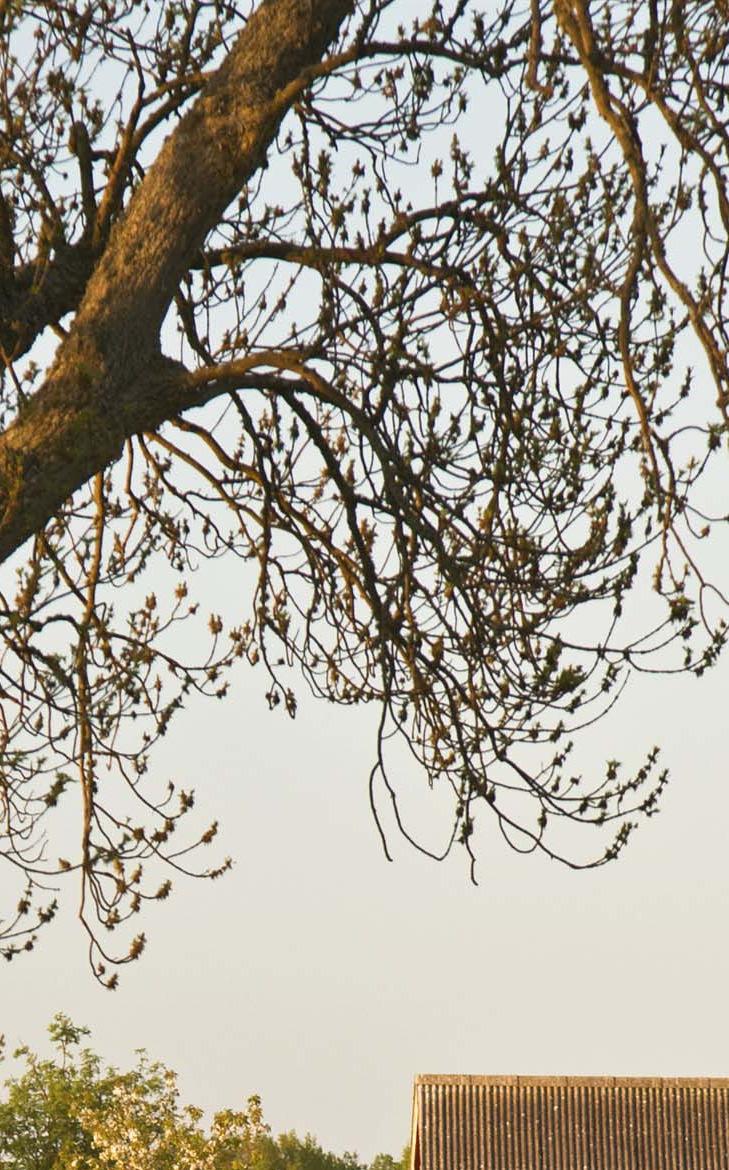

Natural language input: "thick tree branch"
[0,187,13,270]
[0,0,353,564]
[0,243,96,362]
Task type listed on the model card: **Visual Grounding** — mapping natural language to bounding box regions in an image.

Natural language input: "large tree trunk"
[0,0,352,565]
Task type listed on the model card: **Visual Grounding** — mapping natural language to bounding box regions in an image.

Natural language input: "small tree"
[0,1014,268,1170]
[1,0,728,978]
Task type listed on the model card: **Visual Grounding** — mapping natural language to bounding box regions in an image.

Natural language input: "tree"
[0,1015,403,1170]
[251,1131,369,1170]
[249,1132,409,1170]
[0,0,727,980]
[0,1013,268,1169]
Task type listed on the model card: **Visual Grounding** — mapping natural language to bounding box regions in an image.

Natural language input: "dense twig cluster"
[0,0,727,980]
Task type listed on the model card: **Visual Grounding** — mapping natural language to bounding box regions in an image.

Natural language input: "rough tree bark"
[0,0,353,564]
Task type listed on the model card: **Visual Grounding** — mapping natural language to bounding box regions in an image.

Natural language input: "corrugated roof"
[411,1074,729,1170]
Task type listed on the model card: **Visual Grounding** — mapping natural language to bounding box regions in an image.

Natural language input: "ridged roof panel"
[412,1075,729,1170]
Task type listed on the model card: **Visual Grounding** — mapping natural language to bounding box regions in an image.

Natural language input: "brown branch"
[0,243,96,363]
[0,187,13,270]
[0,0,354,564]
[556,0,729,416]
[69,121,97,239]
[526,0,553,96]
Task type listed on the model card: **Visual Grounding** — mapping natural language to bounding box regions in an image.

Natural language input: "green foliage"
[0,1017,103,1170]
[252,1131,366,1170]
[0,1016,406,1170]
[0,1014,265,1170]
[370,1148,410,1170]
[248,1129,409,1170]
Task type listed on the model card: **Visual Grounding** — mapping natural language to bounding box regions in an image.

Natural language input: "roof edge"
[413,1073,729,1088]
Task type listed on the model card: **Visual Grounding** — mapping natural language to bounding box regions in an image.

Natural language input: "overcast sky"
[3,642,729,1161]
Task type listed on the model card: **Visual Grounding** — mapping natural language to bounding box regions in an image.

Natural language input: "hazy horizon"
[4,643,728,1160]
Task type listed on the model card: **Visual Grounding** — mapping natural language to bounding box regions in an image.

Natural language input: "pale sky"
[2,1,729,1161]
[4,646,729,1160]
